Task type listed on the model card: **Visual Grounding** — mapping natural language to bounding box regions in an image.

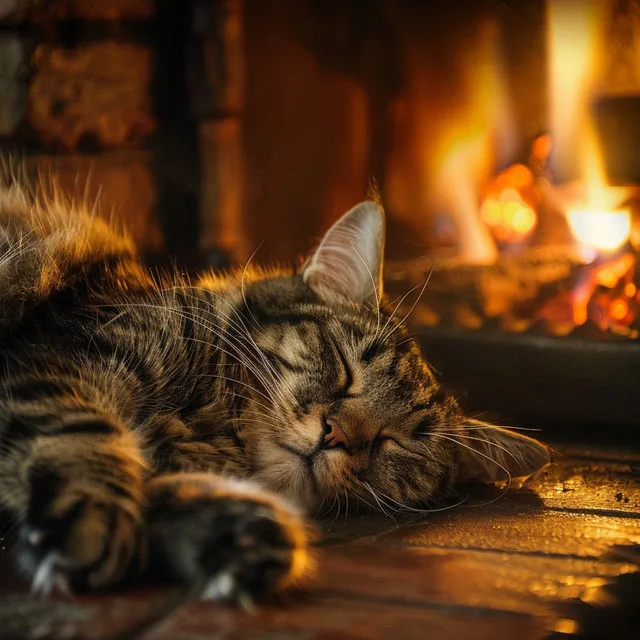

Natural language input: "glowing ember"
[480,164,538,243]
[567,209,631,252]
[610,299,629,321]
[481,196,537,243]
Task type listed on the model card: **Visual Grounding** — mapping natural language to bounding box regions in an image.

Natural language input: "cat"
[0,177,550,605]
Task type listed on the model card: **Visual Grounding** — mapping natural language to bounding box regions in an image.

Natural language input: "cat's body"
[0,178,549,602]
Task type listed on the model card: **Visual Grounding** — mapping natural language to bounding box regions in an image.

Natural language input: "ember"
[480,164,538,244]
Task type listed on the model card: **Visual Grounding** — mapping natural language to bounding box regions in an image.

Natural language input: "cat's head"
[238,202,549,511]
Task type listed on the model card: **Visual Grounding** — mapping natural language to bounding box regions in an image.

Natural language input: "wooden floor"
[1,443,639,640]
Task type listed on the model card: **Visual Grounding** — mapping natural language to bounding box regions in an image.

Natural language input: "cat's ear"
[453,421,550,483]
[303,201,385,303]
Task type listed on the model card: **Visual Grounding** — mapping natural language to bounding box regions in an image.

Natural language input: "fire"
[480,164,538,243]
[567,209,631,252]
[410,0,640,341]
[544,0,636,331]
[610,299,629,321]
[547,0,632,254]
[429,18,517,264]
[547,0,607,181]
[563,122,632,253]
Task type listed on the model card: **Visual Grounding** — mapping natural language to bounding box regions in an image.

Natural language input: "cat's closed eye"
[372,434,397,449]
[412,423,432,441]
[328,336,354,397]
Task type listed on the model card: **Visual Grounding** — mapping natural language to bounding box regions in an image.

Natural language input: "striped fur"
[0,177,549,600]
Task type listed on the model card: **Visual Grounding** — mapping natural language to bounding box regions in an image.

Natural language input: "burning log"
[387,241,640,341]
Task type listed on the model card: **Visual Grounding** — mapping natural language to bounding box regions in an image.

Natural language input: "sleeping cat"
[0,180,549,604]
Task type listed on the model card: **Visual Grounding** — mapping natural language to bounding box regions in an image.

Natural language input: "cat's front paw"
[146,474,312,605]
[17,468,143,594]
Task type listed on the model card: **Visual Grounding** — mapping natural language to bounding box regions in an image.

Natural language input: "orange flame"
[429,19,517,264]
[547,0,632,253]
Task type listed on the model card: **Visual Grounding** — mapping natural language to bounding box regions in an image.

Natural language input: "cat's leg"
[0,376,147,593]
[145,473,312,604]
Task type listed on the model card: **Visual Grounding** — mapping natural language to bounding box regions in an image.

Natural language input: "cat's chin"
[250,439,319,510]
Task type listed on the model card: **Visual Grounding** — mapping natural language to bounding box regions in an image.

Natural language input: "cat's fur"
[0,176,549,602]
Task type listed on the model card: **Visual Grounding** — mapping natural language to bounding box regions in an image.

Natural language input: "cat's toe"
[18,476,143,593]
[146,474,312,604]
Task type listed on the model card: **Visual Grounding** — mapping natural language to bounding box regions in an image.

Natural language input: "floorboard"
[0,444,639,639]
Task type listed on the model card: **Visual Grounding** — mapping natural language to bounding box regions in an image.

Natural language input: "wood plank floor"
[1,443,639,639]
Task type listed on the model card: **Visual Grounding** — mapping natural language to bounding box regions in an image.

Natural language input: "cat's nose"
[322,418,352,453]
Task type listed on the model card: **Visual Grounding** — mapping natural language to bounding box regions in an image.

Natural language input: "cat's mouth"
[277,442,319,479]
[252,436,346,509]
[274,441,339,501]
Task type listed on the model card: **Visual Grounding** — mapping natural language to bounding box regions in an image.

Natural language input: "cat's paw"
[17,467,143,594]
[146,474,312,606]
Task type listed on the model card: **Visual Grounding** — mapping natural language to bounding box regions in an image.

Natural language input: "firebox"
[1,0,639,435]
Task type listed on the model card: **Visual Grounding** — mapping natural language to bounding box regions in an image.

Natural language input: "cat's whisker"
[176,287,287,393]
[466,418,542,433]
[153,298,273,391]
[433,433,513,491]
[378,280,425,342]
[240,242,265,333]
[368,486,413,514]
[372,484,470,515]
[175,303,286,397]
[435,432,523,466]
[348,488,377,514]
[107,301,287,408]
[349,242,381,339]
[383,264,434,343]
[362,481,393,518]
[200,372,275,408]
[328,492,340,523]
[438,425,542,433]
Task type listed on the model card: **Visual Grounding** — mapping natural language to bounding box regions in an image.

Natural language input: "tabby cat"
[0,180,549,604]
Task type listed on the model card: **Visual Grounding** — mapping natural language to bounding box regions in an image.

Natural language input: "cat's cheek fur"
[251,441,317,510]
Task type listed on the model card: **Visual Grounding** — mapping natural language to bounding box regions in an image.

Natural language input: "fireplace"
[1,0,639,434]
